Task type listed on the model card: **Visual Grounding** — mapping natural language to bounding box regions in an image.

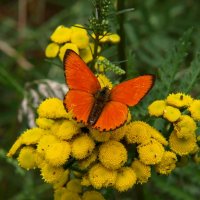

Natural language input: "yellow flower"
[108,33,120,43]
[53,169,70,189]
[81,174,91,187]
[97,74,113,89]
[148,100,166,117]
[82,191,105,200]
[95,56,105,73]
[40,163,64,184]
[71,30,89,49]
[115,167,137,192]
[36,118,55,129]
[79,47,93,63]
[125,121,151,144]
[50,25,71,43]
[188,100,200,121]
[60,190,81,200]
[163,106,181,122]
[45,141,71,166]
[45,43,59,58]
[166,93,193,108]
[89,128,110,142]
[99,140,127,170]
[138,139,165,165]
[59,43,79,61]
[17,147,37,170]
[37,98,70,119]
[34,151,45,168]
[110,125,127,141]
[54,188,68,200]
[169,130,197,156]
[131,159,151,184]
[89,163,117,189]
[71,24,87,35]
[92,32,109,43]
[174,115,197,139]
[66,179,82,193]
[71,135,95,159]
[155,151,177,175]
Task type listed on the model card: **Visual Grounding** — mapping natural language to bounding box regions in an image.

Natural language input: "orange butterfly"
[63,50,155,131]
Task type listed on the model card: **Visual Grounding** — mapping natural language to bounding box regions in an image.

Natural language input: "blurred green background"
[1,0,200,199]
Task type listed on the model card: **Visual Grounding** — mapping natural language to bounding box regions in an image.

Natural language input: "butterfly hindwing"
[110,75,155,106]
[63,50,101,94]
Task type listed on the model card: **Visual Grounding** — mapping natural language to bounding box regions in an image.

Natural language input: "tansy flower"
[79,47,93,63]
[131,159,151,184]
[99,140,127,170]
[110,125,127,141]
[115,167,137,192]
[45,43,59,58]
[59,43,79,61]
[188,100,200,121]
[34,151,45,168]
[36,118,55,129]
[89,128,110,142]
[71,24,88,35]
[148,100,166,117]
[97,74,113,89]
[50,25,71,43]
[17,147,37,170]
[166,93,193,108]
[81,174,91,187]
[54,188,68,200]
[163,106,181,122]
[89,163,117,189]
[53,169,70,189]
[71,30,89,49]
[40,163,65,184]
[66,179,82,193]
[174,115,197,139]
[169,130,197,156]
[71,134,95,159]
[155,151,177,175]
[108,33,121,43]
[138,139,165,165]
[60,190,81,200]
[45,141,71,166]
[82,191,105,200]
[37,98,70,119]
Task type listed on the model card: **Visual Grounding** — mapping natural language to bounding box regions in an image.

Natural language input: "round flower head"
[166,93,193,108]
[50,25,71,43]
[71,29,89,49]
[79,47,93,63]
[7,138,22,157]
[99,140,127,170]
[138,139,165,165]
[89,163,117,189]
[71,24,87,35]
[60,190,81,200]
[115,167,137,192]
[81,174,91,187]
[89,128,110,142]
[40,163,65,184]
[174,115,197,139]
[53,169,69,189]
[17,147,37,170]
[66,179,82,193]
[97,74,113,89]
[169,130,197,156]
[126,121,151,144]
[163,106,181,122]
[45,141,71,166]
[37,98,70,119]
[71,134,95,159]
[110,125,127,141]
[188,100,200,121]
[36,118,55,129]
[54,188,68,200]
[59,43,79,61]
[155,151,177,175]
[131,159,151,184]
[148,100,166,117]
[34,151,45,168]
[108,33,121,43]
[45,43,59,58]
[82,191,105,200]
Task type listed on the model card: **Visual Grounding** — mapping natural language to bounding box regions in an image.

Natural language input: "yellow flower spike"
[174,115,197,139]
[138,139,165,165]
[37,98,70,119]
[108,33,121,44]
[169,130,197,156]
[40,163,65,184]
[99,140,127,170]
[59,43,79,61]
[36,118,55,129]
[71,134,95,159]
[166,93,193,108]
[82,191,105,200]
[81,174,91,187]
[50,25,71,44]
[126,121,151,145]
[89,128,110,142]
[155,151,177,175]
[188,100,200,121]
[163,106,181,122]
[53,170,70,189]
[89,163,117,189]
[115,167,137,192]
[95,56,106,73]
[79,47,93,63]
[97,74,113,89]
[17,147,37,170]
[45,43,59,58]
[71,31,89,49]
[66,179,82,193]
[148,100,166,117]
[45,141,71,166]
[131,159,151,184]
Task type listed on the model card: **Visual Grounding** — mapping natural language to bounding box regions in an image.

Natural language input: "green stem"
[135,184,144,200]
[91,34,100,71]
